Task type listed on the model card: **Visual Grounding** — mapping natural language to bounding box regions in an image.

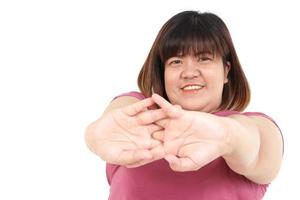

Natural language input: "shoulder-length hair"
[137,10,250,111]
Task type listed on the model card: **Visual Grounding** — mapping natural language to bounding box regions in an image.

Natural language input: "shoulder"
[113,91,146,101]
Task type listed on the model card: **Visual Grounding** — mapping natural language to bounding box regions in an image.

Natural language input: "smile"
[181,84,206,91]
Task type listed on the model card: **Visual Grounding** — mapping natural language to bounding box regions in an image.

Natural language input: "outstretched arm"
[222,114,283,184]
[152,94,283,184]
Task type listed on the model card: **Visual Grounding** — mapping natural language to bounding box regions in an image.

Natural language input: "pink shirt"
[106,91,281,200]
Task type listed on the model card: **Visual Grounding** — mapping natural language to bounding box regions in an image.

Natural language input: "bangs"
[159,19,227,63]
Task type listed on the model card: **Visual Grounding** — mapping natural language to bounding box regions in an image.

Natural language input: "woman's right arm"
[84,96,166,167]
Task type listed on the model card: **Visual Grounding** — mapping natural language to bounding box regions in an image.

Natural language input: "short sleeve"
[113,91,146,100]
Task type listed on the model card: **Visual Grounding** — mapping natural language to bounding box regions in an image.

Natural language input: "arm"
[151,94,283,184]
[222,114,283,184]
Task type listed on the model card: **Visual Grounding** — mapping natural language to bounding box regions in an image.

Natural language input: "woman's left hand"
[151,94,233,172]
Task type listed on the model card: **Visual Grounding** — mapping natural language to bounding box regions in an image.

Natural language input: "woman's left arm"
[151,94,283,184]
[222,114,283,184]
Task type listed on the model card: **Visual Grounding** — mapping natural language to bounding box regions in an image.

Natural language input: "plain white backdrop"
[0,0,299,199]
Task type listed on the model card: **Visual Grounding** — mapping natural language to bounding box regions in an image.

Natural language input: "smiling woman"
[85,10,283,200]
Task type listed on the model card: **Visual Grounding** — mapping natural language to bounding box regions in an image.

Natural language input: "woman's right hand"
[85,97,167,168]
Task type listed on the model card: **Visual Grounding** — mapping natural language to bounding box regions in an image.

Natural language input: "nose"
[180,60,201,79]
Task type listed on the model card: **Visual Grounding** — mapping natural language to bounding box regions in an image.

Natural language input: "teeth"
[182,85,204,90]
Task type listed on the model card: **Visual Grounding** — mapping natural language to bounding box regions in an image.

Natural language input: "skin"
[85,53,283,184]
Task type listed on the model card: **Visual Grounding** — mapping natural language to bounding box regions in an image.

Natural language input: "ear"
[224,61,231,84]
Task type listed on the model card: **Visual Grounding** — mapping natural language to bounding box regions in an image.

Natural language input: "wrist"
[221,115,260,174]
[220,117,238,156]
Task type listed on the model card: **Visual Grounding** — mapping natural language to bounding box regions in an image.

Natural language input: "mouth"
[181,84,206,91]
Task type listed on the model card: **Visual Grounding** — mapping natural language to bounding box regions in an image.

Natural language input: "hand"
[86,97,167,168]
[152,94,233,172]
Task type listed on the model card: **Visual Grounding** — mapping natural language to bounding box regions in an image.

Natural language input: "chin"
[181,104,206,112]
[180,102,219,113]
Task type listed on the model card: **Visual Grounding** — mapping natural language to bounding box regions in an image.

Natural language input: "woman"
[85,11,283,199]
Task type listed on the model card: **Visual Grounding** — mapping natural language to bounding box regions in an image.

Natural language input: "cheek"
[209,68,226,82]
[205,71,226,92]
[164,70,179,97]
[164,70,175,86]
[164,77,173,93]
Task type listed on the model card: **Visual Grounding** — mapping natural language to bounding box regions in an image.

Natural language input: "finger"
[136,108,168,125]
[122,98,155,116]
[147,123,164,134]
[116,149,153,166]
[154,119,169,128]
[165,155,199,172]
[150,143,166,160]
[151,93,173,111]
[164,138,184,155]
[125,159,153,168]
[149,137,162,148]
[152,94,182,118]
[152,130,164,142]
[125,144,166,168]
[164,154,180,169]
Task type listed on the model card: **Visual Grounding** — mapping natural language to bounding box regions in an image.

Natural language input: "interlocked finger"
[136,108,168,125]
[125,144,166,168]
[116,149,153,166]
[122,97,155,116]
[155,119,169,128]
[165,155,199,172]
[147,124,164,134]
[152,94,182,118]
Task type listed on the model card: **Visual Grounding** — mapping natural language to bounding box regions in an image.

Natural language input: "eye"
[170,60,182,65]
[198,57,210,61]
[166,58,182,66]
[197,54,213,62]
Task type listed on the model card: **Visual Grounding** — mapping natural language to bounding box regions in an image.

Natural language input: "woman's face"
[164,53,230,113]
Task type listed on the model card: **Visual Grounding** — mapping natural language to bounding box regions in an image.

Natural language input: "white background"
[0,0,299,199]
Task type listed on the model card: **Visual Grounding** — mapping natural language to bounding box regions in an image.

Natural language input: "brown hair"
[138,11,250,111]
